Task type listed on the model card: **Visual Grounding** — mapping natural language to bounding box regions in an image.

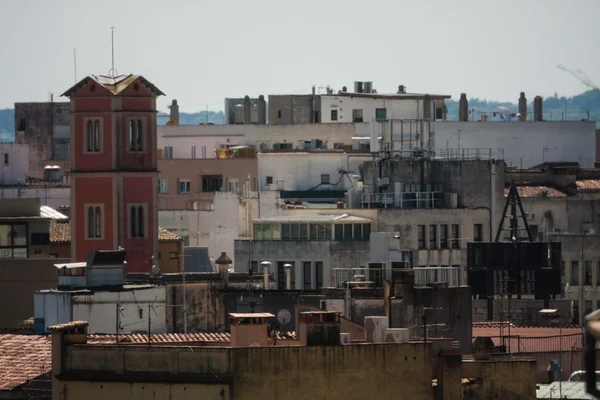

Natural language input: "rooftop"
[50,221,181,243]
[40,206,68,220]
[86,331,298,345]
[537,381,598,399]
[473,325,584,352]
[62,74,165,97]
[505,185,567,199]
[254,213,372,223]
[576,179,600,192]
[324,92,451,100]
[0,335,51,391]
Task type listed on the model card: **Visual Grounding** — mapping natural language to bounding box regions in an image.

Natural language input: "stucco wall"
[320,95,430,123]
[60,343,433,400]
[0,143,28,185]
[462,359,536,400]
[434,121,596,168]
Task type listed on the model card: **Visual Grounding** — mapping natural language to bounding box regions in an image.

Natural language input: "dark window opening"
[418,225,426,249]
[330,110,338,121]
[202,175,223,192]
[474,224,483,242]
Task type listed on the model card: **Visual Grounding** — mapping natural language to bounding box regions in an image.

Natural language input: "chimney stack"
[261,261,271,290]
[243,95,251,125]
[518,92,527,121]
[257,95,266,124]
[534,96,543,121]
[169,99,180,125]
[284,264,292,290]
[215,252,232,289]
[458,93,469,122]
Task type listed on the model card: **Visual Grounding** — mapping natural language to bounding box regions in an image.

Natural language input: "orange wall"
[159,241,184,273]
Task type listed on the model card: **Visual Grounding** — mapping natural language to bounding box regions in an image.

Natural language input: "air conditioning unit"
[383,328,409,343]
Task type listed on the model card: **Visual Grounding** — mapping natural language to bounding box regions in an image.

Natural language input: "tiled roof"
[50,221,181,243]
[48,321,88,332]
[254,213,372,223]
[158,226,181,241]
[0,335,52,391]
[62,74,165,97]
[86,331,298,345]
[576,180,600,191]
[49,221,70,243]
[505,185,567,199]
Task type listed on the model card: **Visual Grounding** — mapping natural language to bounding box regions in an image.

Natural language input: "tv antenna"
[73,47,77,83]
[108,26,118,78]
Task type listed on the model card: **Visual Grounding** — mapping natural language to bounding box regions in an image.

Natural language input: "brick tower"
[62,74,164,274]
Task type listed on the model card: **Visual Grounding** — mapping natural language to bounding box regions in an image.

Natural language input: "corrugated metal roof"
[40,206,68,220]
[254,214,372,223]
[537,381,599,399]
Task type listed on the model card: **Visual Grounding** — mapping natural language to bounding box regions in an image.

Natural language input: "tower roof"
[61,74,165,98]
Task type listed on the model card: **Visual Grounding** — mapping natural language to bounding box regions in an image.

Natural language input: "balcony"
[331,266,462,288]
[361,191,450,209]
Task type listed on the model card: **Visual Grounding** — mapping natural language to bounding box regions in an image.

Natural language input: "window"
[254,223,281,240]
[330,110,338,121]
[85,119,101,153]
[321,174,330,184]
[571,261,579,285]
[0,223,28,259]
[128,119,144,152]
[429,225,437,249]
[178,180,191,193]
[3,154,8,166]
[169,252,178,259]
[440,225,448,249]
[278,110,282,119]
[303,262,312,290]
[265,176,273,185]
[435,108,443,120]
[86,205,102,239]
[163,146,173,159]
[309,224,332,240]
[202,175,223,192]
[18,118,26,131]
[451,224,460,249]
[334,223,370,241]
[418,225,426,249]
[375,108,387,121]
[191,145,197,159]
[250,261,258,274]
[228,180,240,193]
[201,145,207,159]
[31,233,50,245]
[352,109,363,123]
[129,205,146,239]
[474,224,483,242]
[585,261,593,285]
[315,262,323,289]
[282,224,309,240]
[158,179,169,194]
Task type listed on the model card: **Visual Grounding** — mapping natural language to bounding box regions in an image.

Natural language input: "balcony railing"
[433,148,504,160]
[362,191,445,209]
[331,266,461,288]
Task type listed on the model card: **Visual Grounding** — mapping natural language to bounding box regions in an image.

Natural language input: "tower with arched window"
[62,74,164,274]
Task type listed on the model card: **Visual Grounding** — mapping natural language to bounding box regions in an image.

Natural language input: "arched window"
[130,206,137,238]
[86,121,94,152]
[93,120,101,151]
[136,119,143,151]
[129,120,136,151]
[94,207,101,237]
[137,206,144,237]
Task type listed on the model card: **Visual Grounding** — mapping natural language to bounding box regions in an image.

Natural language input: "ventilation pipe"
[257,95,266,124]
[458,93,469,122]
[518,92,527,121]
[243,95,252,125]
[534,96,543,121]
[261,261,271,290]
[284,263,292,290]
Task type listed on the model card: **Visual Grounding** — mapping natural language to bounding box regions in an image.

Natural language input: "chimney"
[243,95,251,125]
[229,313,274,347]
[169,99,180,125]
[458,93,469,121]
[215,252,232,289]
[257,95,267,124]
[534,96,543,121]
[261,261,271,290]
[284,263,292,290]
[518,92,527,121]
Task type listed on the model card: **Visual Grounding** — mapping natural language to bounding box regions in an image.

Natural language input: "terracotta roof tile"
[86,331,297,345]
[504,185,567,199]
[0,335,51,391]
[576,180,600,191]
[158,226,181,241]
[50,222,181,243]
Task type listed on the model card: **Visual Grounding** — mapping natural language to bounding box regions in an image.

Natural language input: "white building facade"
[0,143,28,185]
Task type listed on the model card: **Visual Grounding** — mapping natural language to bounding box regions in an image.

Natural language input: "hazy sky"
[1,0,599,112]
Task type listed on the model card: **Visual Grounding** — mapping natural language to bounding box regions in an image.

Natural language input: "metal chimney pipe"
[518,92,527,121]
[261,261,271,290]
[458,93,469,122]
[284,263,292,290]
[534,96,543,121]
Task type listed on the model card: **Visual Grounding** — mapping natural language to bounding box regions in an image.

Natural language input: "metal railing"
[331,266,459,288]
[434,148,504,160]
[486,334,584,353]
[414,267,462,287]
[361,191,445,209]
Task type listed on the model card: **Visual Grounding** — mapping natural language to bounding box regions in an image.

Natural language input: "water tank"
[234,104,244,124]
[363,81,373,93]
[354,82,364,93]
[364,316,389,343]
[384,328,409,343]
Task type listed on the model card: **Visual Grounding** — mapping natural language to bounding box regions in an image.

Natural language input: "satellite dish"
[277,309,292,327]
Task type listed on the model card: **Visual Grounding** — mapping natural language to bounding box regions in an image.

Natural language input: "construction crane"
[556,64,600,91]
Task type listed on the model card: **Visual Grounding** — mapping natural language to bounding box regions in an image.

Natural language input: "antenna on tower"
[108,26,118,78]
[73,47,77,83]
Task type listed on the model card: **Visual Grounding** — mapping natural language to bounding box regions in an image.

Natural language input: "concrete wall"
[166,282,224,333]
[72,287,167,334]
[158,123,370,157]
[257,152,370,192]
[59,342,434,400]
[0,186,70,208]
[472,299,573,325]
[320,95,435,123]
[434,121,596,168]
[0,258,66,328]
[0,143,28,185]
[234,240,371,289]
[462,359,537,400]
[268,94,315,125]
[158,158,257,210]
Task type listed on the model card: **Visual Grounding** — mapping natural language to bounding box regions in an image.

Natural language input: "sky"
[1,0,599,113]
